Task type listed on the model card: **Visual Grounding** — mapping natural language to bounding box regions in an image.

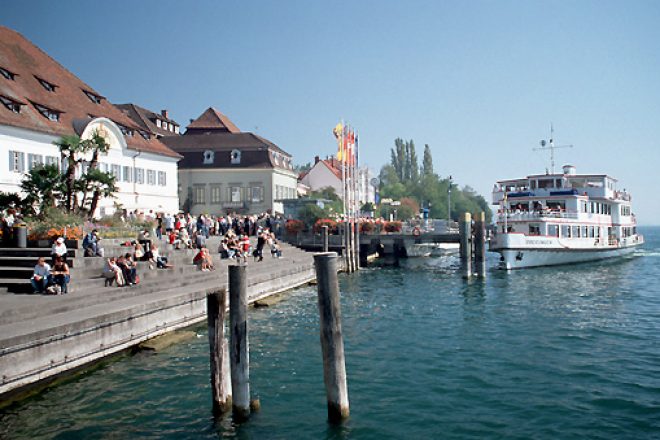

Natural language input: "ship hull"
[496,244,640,270]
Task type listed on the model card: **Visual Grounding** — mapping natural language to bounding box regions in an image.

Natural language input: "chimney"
[161,109,169,119]
[315,155,320,164]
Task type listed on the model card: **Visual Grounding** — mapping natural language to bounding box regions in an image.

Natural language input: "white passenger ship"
[490,164,643,269]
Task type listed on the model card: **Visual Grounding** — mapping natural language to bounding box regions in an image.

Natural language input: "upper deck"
[492,165,631,205]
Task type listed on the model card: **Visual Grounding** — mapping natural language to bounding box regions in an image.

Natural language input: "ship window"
[528,224,541,236]
[582,226,588,237]
[230,149,241,164]
[573,226,580,237]
[530,180,537,190]
[538,179,553,189]
[562,225,571,238]
[555,179,562,188]
[548,224,559,237]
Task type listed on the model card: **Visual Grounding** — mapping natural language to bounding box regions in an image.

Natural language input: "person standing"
[31,257,51,294]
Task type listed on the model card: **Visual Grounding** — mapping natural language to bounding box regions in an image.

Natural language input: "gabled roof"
[162,131,293,171]
[299,157,343,182]
[116,103,180,138]
[0,26,179,158]
[185,107,240,133]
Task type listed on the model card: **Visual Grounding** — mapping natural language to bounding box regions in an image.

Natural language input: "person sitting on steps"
[31,257,51,294]
[50,254,70,294]
[103,257,125,287]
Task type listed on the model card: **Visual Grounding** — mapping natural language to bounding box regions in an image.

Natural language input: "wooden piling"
[313,252,350,423]
[322,225,329,253]
[207,289,231,414]
[459,212,472,277]
[354,225,361,269]
[474,212,487,278]
[229,265,250,422]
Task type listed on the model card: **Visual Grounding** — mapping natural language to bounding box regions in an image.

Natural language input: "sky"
[3,0,660,224]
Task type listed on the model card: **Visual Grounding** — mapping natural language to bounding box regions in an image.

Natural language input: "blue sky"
[4,0,660,223]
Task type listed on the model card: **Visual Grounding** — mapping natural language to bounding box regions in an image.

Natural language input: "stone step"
[0,270,225,325]
[0,257,316,328]
[0,248,81,258]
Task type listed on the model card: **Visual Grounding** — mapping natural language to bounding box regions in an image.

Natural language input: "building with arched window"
[0,26,180,216]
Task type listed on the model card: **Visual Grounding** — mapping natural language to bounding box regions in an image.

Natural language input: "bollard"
[229,265,250,422]
[322,225,329,253]
[314,252,350,423]
[474,212,487,278]
[207,289,231,414]
[459,213,472,278]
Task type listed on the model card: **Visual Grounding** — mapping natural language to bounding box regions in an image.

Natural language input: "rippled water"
[2,227,659,439]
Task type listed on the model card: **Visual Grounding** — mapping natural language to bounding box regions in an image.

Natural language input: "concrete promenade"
[0,238,324,400]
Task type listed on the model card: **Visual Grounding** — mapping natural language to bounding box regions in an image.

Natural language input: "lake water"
[1,227,659,439]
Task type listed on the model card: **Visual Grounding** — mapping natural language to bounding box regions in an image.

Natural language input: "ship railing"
[497,210,579,221]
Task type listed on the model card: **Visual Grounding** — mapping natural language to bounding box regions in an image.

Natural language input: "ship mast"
[534,124,573,174]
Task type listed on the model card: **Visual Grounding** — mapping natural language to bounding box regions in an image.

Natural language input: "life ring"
[412,227,421,237]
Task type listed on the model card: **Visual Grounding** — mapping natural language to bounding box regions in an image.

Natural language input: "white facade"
[300,160,376,205]
[178,166,297,216]
[1,118,179,216]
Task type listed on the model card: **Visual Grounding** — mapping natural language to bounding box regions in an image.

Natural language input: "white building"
[299,156,376,205]
[0,26,180,216]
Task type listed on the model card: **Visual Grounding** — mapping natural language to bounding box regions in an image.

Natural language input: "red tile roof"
[185,107,240,133]
[0,26,180,158]
[116,103,180,138]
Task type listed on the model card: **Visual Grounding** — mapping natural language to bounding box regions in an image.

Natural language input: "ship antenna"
[533,123,573,174]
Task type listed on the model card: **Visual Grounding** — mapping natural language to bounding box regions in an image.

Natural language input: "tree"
[407,140,419,182]
[54,134,85,212]
[79,130,111,210]
[20,164,63,210]
[85,168,118,218]
[423,144,434,176]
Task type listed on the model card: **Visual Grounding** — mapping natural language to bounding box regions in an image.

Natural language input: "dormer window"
[36,76,57,92]
[156,119,162,128]
[230,149,241,165]
[0,96,22,113]
[34,103,61,122]
[118,124,134,137]
[83,90,103,104]
[203,150,215,164]
[174,126,180,134]
[0,67,17,81]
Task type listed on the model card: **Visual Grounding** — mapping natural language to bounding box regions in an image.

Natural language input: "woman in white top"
[51,237,68,264]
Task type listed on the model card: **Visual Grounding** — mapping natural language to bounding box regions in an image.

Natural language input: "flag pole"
[341,120,349,270]
[354,131,360,269]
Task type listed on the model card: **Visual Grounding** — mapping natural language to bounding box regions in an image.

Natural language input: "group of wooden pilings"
[206,253,349,424]
[322,223,359,273]
[458,212,487,278]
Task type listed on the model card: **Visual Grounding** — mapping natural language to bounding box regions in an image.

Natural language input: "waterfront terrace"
[0,237,322,401]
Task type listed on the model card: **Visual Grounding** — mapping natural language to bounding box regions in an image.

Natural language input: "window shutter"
[18,152,25,173]
[7,150,12,171]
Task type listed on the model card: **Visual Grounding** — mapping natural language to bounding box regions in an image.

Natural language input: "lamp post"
[447,175,453,228]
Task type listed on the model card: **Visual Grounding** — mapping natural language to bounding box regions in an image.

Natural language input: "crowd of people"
[27,210,287,295]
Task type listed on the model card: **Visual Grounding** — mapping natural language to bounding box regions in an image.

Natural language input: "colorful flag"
[334,122,344,161]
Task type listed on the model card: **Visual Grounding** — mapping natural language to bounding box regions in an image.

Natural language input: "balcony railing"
[496,210,579,222]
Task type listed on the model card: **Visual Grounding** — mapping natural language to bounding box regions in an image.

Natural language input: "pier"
[0,238,328,401]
